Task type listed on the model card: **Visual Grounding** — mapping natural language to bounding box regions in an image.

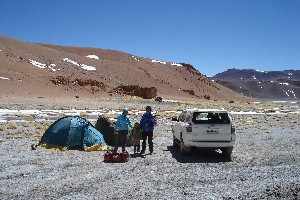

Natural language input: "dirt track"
[0,101,299,199]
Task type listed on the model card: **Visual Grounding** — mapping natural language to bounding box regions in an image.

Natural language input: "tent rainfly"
[38,116,107,151]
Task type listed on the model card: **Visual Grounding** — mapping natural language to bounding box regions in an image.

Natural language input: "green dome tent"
[38,116,107,151]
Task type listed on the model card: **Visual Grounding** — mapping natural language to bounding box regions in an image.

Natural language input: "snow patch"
[86,55,99,59]
[171,63,182,67]
[279,83,289,86]
[255,70,265,73]
[0,76,9,80]
[132,55,140,61]
[283,90,290,97]
[29,59,60,71]
[29,59,46,69]
[152,59,166,65]
[162,99,178,103]
[63,58,96,71]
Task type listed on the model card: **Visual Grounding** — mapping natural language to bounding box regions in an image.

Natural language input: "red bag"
[110,153,122,162]
[104,151,112,162]
[121,151,130,162]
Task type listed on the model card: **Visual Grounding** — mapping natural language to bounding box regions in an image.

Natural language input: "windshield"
[192,112,230,124]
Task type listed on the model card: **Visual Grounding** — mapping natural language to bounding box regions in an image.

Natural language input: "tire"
[180,139,191,156]
[173,136,179,147]
[222,147,233,157]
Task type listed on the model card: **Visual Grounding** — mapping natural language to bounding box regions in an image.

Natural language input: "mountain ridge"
[0,35,249,102]
[212,68,300,100]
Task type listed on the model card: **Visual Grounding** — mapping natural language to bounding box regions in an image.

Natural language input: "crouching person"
[114,108,133,153]
[129,122,142,154]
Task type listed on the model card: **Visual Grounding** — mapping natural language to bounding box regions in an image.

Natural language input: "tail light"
[186,123,192,132]
[231,125,235,134]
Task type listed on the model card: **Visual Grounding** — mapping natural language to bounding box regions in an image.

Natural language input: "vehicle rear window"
[192,112,230,124]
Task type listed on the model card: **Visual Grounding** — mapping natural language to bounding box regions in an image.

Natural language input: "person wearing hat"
[140,106,157,155]
[113,108,133,153]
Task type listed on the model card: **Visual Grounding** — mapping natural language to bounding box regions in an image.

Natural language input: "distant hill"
[212,69,300,100]
[0,35,249,102]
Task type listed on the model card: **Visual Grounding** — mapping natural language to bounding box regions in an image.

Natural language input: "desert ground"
[0,97,299,199]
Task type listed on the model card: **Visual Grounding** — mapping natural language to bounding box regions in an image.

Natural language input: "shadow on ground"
[166,146,232,163]
[129,153,146,158]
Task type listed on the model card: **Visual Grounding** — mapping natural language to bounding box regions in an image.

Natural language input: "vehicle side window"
[219,113,230,124]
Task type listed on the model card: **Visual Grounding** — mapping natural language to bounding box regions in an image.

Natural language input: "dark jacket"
[140,112,157,131]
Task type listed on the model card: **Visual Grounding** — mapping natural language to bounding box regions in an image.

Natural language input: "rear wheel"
[180,139,191,156]
[221,147,233,157]
[173,136,178,147]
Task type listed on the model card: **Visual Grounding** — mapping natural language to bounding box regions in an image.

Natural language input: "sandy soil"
[0,99,299,199]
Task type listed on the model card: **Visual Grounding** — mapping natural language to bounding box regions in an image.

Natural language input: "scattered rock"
[155,96,163,102]
[110,85,157,99]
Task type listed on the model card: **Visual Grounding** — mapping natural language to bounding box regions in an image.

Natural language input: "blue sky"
[1,0,299,76]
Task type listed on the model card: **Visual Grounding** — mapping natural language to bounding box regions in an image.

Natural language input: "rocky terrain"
[212,68,300,100]
[0,34,299,199]
[0,99,299,199]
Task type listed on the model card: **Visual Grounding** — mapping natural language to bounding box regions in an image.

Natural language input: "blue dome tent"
[38,116,107,151]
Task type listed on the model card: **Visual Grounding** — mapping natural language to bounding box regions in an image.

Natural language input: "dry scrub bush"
[20,115,34,121]
[0,125,5,131]
[154,132,164,138]
[42,121,51,129]
[80,112,90,116]
[103,113,118,119]
[7,122,18,129]
[164,127,173,132]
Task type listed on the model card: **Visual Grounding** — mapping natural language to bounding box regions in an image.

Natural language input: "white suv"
[172,109,236,157]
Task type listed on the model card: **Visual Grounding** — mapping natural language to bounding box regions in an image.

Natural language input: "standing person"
[113,108,133,153]
[129,122,142,154]
[140,106,157,155]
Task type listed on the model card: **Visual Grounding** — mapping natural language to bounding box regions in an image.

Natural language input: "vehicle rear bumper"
[186,140,235,148]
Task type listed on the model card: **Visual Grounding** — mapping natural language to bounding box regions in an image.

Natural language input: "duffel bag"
[111,153,122,162]
[104,151,112,162]
[121,151,130,162]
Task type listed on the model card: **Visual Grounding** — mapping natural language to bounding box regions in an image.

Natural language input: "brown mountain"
[0,35,249,102]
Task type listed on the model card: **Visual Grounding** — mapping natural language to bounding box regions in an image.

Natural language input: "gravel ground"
[0,107,299,199]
